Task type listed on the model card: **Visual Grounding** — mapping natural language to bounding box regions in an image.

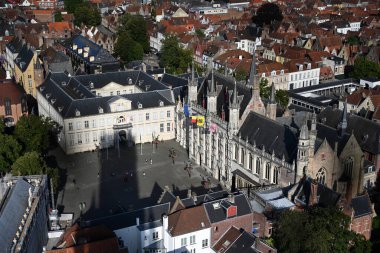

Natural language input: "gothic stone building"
[176,54,366,200]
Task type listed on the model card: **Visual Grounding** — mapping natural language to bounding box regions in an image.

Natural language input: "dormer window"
[58,106,64,112]
[98,107,104,114]
[271,70,276,76]
[89,82,94,89]
[128,78,132,85]
[159,100,164,107]
[307,63,311,70]
[261,73,266,78]
[298,64,303,71]
[51,98,56,104]
[46,93,51,99]
[75,109,80,117]
[40,86,45,92]
[280,69,284,75]
[138,102,143,109]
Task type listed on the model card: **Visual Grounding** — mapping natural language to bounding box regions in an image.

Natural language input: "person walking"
[150,158,153,164]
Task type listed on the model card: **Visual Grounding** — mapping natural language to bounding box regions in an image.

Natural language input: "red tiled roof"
[168,205,211,236]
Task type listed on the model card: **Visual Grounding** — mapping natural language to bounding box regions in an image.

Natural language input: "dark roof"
[351,195,372,218]
[14,44,34,72]
[315,123,351,156]
[61,34,117,64]
[83,203,170,231]
[160,73,189,88]
[197,72,252,119]
[38,72,174,118]
[0,179,32,252]
[6,37,23,54]
[225,231,260,253]
[204,194,252,224]
[238,112,299,163]
[318,107,380,154]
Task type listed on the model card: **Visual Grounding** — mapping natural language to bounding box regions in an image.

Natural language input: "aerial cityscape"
[0,0,379,252]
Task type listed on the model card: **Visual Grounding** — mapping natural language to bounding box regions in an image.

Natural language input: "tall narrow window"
[248,153,253,170]
[344,157,354,178]
[316,167,326,185]
[4,98,11,115]
[255,158,261,175]
[265,163,271,179]
[273,167,278,184]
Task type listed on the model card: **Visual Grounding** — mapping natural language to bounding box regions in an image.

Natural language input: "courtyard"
[51,140,223,221]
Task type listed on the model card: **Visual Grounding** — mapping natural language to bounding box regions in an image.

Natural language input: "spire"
[270,82,276,103]
[248,50,257,86]
[190,60,196,86]
[232,80,238,105]
[341,98,348,134]
[209,68,216,94]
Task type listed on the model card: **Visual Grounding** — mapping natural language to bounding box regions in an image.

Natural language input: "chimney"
[309,180,318,206]
[187,189,192,198]
[163,215,168,230]
[136,217,140,225]
[228,194,235,203]
[142,62,147,72]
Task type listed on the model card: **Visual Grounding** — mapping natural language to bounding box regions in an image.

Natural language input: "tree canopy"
[12,151,59,191]
[349,57,380,79]
[275,89,289,108]
[260,78,271,98]
[235,69,247,81]
[54,11,63,22]
[64,0,100,26]
[0,133,22,174]
[114,14,149,64]
[273,207,372,253]
[159,35,192,74]
[14,115,54,153]
[252,3,283,27]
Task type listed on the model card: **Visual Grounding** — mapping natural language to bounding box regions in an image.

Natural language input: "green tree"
[347,36,360,45]
[0,133,22,174]
[260,78,271,98]
[12,151,59,192]
[350,57,380,79]
[54,11,63,22]
[252,3,283,27]
[0,118,4,134]
[275,89,289,108]
[274,207,372,253]
[195,29,205,39]
[235,69,247,81]
[159,35,192,74]
[14,115,54,153]
[114,32,144,63]
[74,4,101,27]
[118,14,149,53]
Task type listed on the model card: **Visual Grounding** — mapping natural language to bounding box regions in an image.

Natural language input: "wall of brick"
[351,215,372,240]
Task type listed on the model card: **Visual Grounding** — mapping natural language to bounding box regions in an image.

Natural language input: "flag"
[184,103,190,117]
[197,116,205,126]
[209,123,217,133]
[191,116,197,123]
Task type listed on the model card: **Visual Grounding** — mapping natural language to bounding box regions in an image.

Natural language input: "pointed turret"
[339,98,348,137]
[270,82,276,103]
[188,61,198,104]
[207,69,217,114]
[229,81,242,132]
[266,82,277,120]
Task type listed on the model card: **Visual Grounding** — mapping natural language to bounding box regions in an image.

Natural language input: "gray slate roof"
[238,112,299,163]
[61,34,117,64]
[318,107,380,154]
[0,179,32,253]
[6,37,23,54]
[38,71,174,118]
[14,44,34,72]
[204,193,252,224]
[351,195,372,218]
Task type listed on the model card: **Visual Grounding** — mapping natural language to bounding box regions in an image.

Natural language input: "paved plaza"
[51,140,223,221]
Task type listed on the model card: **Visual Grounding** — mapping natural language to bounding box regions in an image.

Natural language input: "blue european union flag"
[184,103,190,117]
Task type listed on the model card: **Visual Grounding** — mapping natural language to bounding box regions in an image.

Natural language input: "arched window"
[316,168,326,185]
[234,144,238,160]
[248,153,253,171]
[273,167,278,184]
[265,163,271,179]
[255,158,261,175]
[241,148,245,166]
[344,157,354,178]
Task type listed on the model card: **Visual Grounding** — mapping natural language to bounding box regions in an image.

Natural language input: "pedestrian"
[143,172,146,176]
[145,159,148,164]
[97,172,99,178]
[150,158,152,164]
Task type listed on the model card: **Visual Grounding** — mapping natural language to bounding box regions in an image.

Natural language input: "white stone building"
[37,71,176,154]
